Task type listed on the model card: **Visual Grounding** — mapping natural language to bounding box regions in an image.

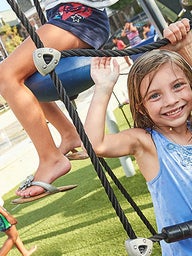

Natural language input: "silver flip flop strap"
[32,181,59,193]
[19,175,59,193]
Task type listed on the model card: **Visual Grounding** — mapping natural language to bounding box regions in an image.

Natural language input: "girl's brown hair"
[128,49,192,129]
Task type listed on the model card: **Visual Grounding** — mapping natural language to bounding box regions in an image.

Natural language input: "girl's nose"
[163,91,179,106]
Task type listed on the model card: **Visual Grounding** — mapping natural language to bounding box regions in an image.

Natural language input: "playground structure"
[4,0,192,255]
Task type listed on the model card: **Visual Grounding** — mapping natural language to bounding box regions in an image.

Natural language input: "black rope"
[112,91,132,128]
[7,0,168,58]
[7,0,192,243]
[59,19,192,58]
[60,39,169,57]
[48,70,138,239]
[99,157,157,236]
[6,0,43,49]
[31,0,155,237]
[33,0,47,25]
[6,0,138,240]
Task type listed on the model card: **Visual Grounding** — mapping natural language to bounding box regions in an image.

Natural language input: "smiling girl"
[85,19,192,255]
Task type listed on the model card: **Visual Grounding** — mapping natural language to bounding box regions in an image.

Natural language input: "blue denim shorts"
[46,3,110,49]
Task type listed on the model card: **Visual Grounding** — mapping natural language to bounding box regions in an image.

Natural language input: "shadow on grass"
[3,157,154,246]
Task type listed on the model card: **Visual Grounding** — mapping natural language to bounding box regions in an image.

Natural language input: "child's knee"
[0,66,20,97]
[0,65,11,94]
[6,228,18,243]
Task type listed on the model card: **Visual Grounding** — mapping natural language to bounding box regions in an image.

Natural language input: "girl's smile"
[162,106,185,118]
[140,62,192,130]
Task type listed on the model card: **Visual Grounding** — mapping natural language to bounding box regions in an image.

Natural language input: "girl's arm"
[84,57,119,156]
[163,18,192,66]
[121,23,127,37]
[84,57,143,158]
[121,30,126,37]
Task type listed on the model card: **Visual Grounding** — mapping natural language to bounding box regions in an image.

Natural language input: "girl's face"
[140,63,192,130]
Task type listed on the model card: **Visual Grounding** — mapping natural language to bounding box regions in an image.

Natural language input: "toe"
[16,186,45,197]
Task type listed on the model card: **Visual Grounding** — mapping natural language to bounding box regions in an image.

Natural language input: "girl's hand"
[163,18,191,51]
[91,57,120,93]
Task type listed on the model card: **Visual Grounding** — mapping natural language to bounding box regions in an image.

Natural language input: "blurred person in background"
[121,21,142,47]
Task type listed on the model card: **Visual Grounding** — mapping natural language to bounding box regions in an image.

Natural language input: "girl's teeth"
[166,108,181,116]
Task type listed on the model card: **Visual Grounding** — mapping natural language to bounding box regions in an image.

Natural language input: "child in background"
[85,18,192,255]
[112,36,132,66]
[142,21,156,39]
[0,197,37,256]
[121,21,142,47]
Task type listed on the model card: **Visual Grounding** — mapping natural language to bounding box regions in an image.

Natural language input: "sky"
[0,0,11,11]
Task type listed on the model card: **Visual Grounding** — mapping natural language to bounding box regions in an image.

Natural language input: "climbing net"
[5,0,192,255]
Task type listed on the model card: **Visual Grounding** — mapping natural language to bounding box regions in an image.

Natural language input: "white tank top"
[44,0,119,10]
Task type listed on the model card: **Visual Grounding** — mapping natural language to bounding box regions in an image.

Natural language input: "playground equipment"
[25,55,93,101]
[6,0,192,254]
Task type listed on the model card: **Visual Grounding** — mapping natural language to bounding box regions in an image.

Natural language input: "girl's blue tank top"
[147,129,192,255]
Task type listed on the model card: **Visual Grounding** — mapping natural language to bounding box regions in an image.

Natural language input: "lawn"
[1,105,162,255]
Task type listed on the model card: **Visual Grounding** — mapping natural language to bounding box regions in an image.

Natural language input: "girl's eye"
[148,93,160,100]
[173,83,183,89]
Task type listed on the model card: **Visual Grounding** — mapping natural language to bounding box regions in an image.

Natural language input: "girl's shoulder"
[123,127,155,151]
[123,128,158,180]
[123,127,153,139]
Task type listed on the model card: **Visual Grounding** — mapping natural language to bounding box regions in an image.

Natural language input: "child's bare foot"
[66,148,88,160]
[58,136,89,160]
[25,245,37,256]
[16,154,71,198]
[59,136,81,155]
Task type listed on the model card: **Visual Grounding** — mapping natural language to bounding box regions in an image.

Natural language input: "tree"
[0,24,24,54]
[112,0,133,10]
[112,0,142,13]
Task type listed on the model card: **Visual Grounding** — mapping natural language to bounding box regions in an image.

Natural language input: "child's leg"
[14,236,37,256]
[124,56,132,66]
[0,226,18,256]
[40,102,81,155]
[0,24,90,198]
[1,225,37,256]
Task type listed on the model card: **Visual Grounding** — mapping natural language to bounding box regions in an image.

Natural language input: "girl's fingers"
[91,57,112,70]
[164,18,190,44]
[112,58,120,73]
[181,18,190,32]
[99,57,111,68]
[91,57,100,68]
[105,57,112,67]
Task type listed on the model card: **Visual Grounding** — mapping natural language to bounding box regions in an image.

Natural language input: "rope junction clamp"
[33,48,61,76]
[125,238,153,256]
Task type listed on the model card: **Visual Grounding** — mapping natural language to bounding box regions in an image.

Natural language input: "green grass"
[1,105,161,255]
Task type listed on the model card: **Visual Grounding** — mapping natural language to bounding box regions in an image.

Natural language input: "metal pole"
[0,37,8,58]
[137,0,168,38]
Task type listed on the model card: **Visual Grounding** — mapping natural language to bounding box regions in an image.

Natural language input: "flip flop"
[66,148,89,161]
[12,175,77,204]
